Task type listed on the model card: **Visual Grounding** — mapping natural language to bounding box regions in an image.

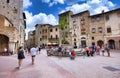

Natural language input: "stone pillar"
[9,42,15,54]
[115,40,119,49]
[104,36,107,44]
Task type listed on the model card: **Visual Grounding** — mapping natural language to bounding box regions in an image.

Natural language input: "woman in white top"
[30,46,37,65]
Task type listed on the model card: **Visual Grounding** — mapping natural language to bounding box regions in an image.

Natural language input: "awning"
[52,43,58,45]
[47,43,52,45]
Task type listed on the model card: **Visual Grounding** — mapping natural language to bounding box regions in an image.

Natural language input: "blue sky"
[23,0,120,39]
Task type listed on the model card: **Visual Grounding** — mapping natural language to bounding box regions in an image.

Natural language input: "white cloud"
[94,6,109,14]
[64,3,91,14]
[108,1,115,7]
[23,0,32,9]
[88,0,101,4]
[56,0,64,4]
[42,0,64,6]
[24,11,58,39]
[60,0,116,15]
[42,0,50,3]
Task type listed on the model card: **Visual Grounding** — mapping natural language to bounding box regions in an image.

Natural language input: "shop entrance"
[0,34,9,54]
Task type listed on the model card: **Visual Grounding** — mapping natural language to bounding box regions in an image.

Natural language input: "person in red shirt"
[96,45,100,55]
[89,47,93,56]
[70,50,76,60]
[85,46,90,57]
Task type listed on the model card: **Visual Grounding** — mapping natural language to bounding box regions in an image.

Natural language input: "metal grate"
[103,66,120,71]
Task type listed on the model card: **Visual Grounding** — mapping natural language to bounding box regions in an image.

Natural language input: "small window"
[42,30,44,33]
[13,7,18,13]
[74,38,76,41]
[3,6,5,8]
[98,27,102,33]
[92,37,94,40]
[7,0,9,3]
[106,15,109,21]
[73,21,76,25]
[56,35,58,39]
[45,36,47,39]
[42,36,44,39]
[73,21,76,23]
[50,29,52,32]
[81,18,85,25]
[56,28,58,31]
[65,26,67,29]
[74,42,76,45]
[96,16,100,21]
[81,29,86,35]
[40,38,42,41]
[65,19,67,22]
[51,35,53,38]
[91,17,95,22]
[107,28,111,33]
[92,28,96,33]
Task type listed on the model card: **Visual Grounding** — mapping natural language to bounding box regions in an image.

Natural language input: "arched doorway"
[108,39,115,49]
[0,34,9,54]
[97,40,104,48]
[81,37,86,48]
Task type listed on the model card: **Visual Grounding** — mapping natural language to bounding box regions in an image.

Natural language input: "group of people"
[17,43,111,69]
[17,46,41,69]
[85,43,111,57]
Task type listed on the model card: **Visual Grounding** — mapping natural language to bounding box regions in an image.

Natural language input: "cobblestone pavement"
[0,49,120,78]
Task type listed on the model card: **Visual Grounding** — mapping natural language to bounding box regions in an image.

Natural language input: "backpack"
[92,46,96,51]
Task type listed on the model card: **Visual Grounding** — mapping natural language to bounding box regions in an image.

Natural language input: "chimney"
[102,10,104,13]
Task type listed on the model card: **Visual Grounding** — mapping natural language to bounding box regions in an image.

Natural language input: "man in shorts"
[30,46,37,65]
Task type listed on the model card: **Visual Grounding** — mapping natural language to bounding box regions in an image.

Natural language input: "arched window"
[81,37,86,39]
[74,38,76,41]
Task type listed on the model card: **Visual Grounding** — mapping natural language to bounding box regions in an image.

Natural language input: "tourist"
[58,45,62,57]
[96,45,100,55]
[17,46,25,69]
[101,45,105,56]
[91,43,96,56]
[89,47,93,56]
[70,50,76,60]
[38,46,41,54]
[30,46,37,65]
[85,46,90,57]
[105,44,110,57]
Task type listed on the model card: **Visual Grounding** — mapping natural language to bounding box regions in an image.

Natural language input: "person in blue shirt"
[91,43,96,56]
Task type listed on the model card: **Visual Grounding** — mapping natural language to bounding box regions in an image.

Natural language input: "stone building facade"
[27,30,35,48]
[35,24,51,46]
[89,12,105,48]
[58,8,120,49]
[58,11,73,45]
[0,0,26,54]
[48,25,59,45]
[35,24,59,47]
[104,8,120,49]
[27,8,120,50]
[71,11,90,47]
